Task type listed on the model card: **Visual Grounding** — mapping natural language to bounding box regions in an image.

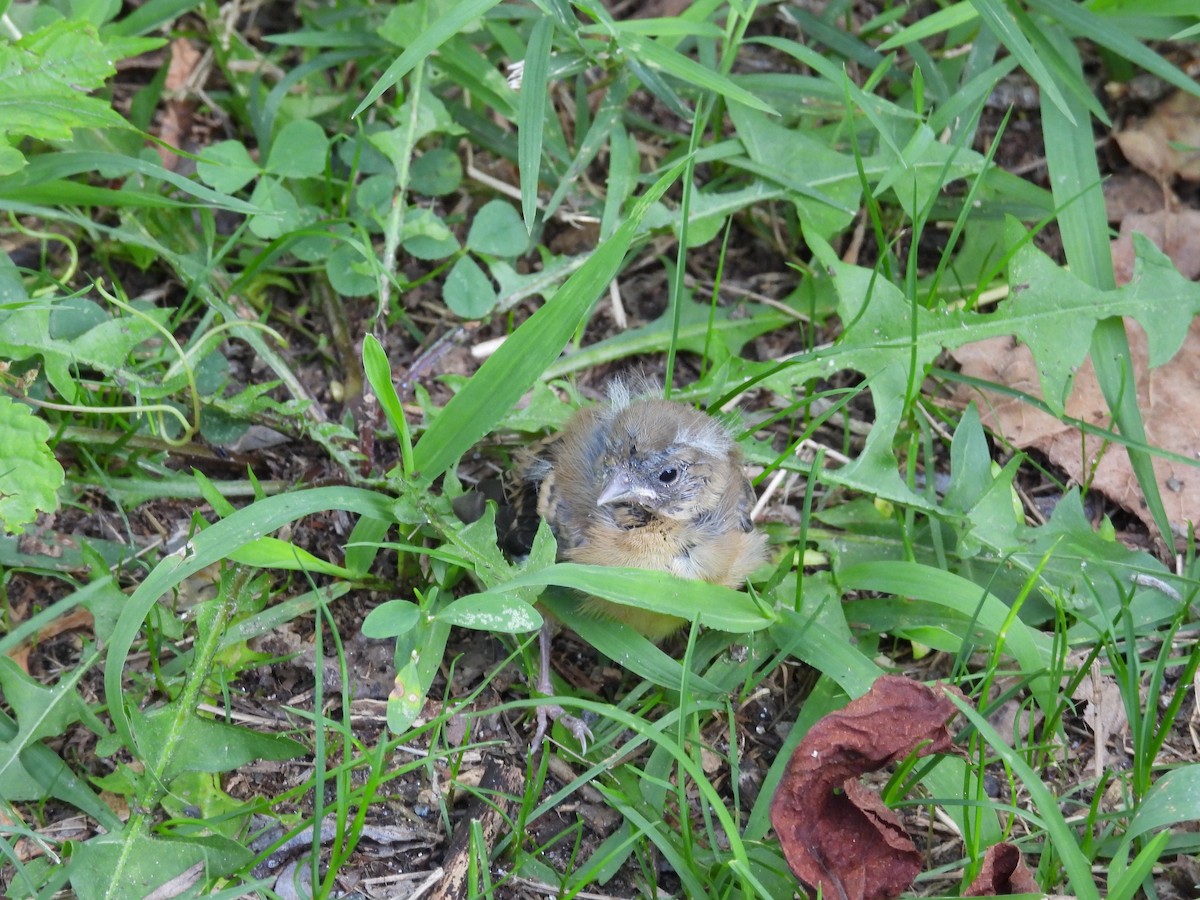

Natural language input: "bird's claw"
[530,703,593,755]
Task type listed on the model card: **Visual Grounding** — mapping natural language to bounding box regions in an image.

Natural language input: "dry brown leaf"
[165,38,203,93]
[1103,172,1168,224]
[964,842,1041,896]
[1191,667,1200,753]
[1070,654,1128,743]
[985,677,1041,749]
[952,316,1200,537]
[1114,91,1200,183]
[6,606,94,673]
[769,676,965,900]
[155,39,204,169]
[624,0,694,17]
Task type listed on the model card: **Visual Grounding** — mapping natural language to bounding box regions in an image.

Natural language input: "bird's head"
[595,399,735,521]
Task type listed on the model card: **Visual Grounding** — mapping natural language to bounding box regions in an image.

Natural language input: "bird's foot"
[530,702,593,755]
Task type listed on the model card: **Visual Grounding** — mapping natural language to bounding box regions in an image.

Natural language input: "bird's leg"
[529,620,593,753]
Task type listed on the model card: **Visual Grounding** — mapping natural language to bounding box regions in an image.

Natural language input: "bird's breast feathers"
[568,511,764,587]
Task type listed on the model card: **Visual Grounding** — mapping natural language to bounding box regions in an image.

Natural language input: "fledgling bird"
[506,381,767,746]
[515,382,765,633]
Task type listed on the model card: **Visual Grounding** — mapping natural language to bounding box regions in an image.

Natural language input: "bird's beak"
[597,471,657,507]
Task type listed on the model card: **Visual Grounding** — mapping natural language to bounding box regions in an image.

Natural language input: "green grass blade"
[354,0,504,117]
[103,488,395,752]
[362,334,413,477]
[0,151,259,213]
[969,0,1075,124]
[494,562,775,633]
[411,160,686,482]
[1107,830,1172,900]
[107,0,204,36]
[541,591,725,695]
[616,31,777,115]
[1039,31,1173,546]
[518,16,553,231]
[839,561,1056,715]
[949,694,1101,900]
[879,1,979,50]
[1031,0,1200,99]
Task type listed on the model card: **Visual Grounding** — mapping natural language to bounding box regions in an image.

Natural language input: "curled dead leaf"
[964,842,1040,896]
[769,676,966,900]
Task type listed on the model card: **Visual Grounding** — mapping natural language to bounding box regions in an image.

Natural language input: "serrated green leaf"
[0,20,155,167]
[47,297,108,340]
[4,20,126,91]
[0,395,64,535]
[798,222,1200,504]
[133,703,305,783]
[0,656,104,799]
[526,517,558,571]
[0,92,130,143]
[727,104,860,238]
[197,407,249,445]
[0,703,120,827]
[0,303,166,401]
[69,831,251,900]
[877,121,987,216]
[453,503,516,590]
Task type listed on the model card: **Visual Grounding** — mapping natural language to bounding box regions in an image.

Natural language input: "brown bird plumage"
[513,383,765,638]
[461,381,767,749]
[511,384,763,748]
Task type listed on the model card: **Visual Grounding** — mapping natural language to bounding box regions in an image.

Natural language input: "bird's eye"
[658,467,679,484]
